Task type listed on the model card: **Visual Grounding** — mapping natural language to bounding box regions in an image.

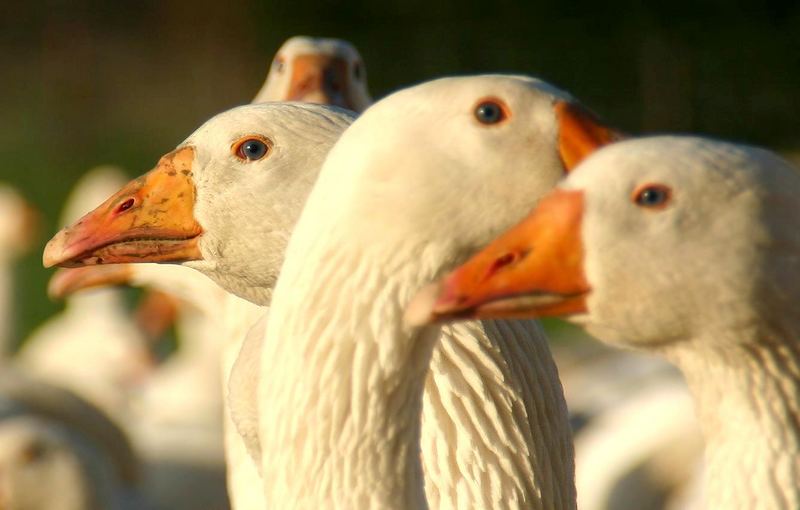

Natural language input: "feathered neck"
[260,235,447,509]
[668,322,800,509]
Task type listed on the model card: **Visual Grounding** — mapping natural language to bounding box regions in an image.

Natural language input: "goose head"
[43,103,356,304]
[253,35,371,111]
[45,36,370,304]
[0,417,102,510]
[417,136,800,349]
[301,75,620,278]
[0,185,38,260]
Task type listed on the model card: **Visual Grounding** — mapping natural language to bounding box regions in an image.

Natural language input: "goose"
[43,75,619,508]
[0,369,145,510]
[250,74,614,508]
[44,102,357,509]
[0,184,38,354]
[252,35,371,110]
[47,35,373,510]
[417,135,800,509]
[20,167,155,422]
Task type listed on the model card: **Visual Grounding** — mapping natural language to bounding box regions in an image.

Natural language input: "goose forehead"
[184,103,354,149]
[354,77,569,145]
[569,137,742,193]
[386,75,569,110]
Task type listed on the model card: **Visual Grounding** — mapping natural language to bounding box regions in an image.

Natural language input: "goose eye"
[633,184,672,209]
[233,137,271,161]
[21,441,47,464]
[273,56,285,73]
[474,99,508,125]
[353,61,363,81]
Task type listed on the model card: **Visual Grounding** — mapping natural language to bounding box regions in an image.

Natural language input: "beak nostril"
[484,251,520,280]
[117,198,135,213]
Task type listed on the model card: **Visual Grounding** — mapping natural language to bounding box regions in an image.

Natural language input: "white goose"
[254,75,619,508]
[48,35,373,510]
[420,135,800,509]
[44,75,618,508]
[44,102,357,509]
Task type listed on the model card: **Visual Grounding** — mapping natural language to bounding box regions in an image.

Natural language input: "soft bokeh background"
[3,0,800,344]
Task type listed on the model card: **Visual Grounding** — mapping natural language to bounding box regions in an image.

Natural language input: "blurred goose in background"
[46,35,372,510]
[556,345,703,510]
[19,167,155,422]
[49,261,233,510]
[0,184,38,355]
[0,369,146,510]
[43,75,621,508]
[419,136,800,509]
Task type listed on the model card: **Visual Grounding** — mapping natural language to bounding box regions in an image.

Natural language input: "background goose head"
[0,184,38,261]
[420,135,800,350]
[43,103,356,305]
[252,35,371,111]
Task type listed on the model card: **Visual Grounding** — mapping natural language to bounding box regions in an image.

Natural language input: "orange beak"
[135,289,180,340]
[409,189,590,324]
[42,146,203,269]
[286,54,355,110]
[48,265,135,300]
[554,100,623,172]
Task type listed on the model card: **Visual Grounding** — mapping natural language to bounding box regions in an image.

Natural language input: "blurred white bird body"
[559,349,703,510]
[21,167,153,421]
[0,370,145,510]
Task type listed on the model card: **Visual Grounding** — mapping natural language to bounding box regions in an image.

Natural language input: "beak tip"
[405,281,450,327]
[42,229,72,269]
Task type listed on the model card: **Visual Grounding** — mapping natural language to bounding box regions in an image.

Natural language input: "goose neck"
[260,246,440,509]
[670,325,800,509]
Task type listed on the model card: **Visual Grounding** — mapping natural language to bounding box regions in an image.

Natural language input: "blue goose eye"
[474,98,509,125]
[233,137,271,162]
[273,56,285,73]
[633,184,672,209]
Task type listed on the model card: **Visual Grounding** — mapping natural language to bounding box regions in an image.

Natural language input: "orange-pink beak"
[410,189,591,324]
[43,146,203,269]
[48,265,135,299]
[286,54,355,110]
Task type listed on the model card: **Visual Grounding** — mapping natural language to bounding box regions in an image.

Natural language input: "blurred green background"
[2,0,800,345]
